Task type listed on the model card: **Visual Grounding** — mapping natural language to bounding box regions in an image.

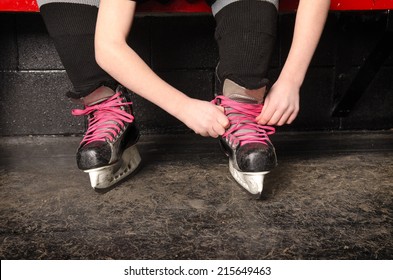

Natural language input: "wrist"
[279,49,313,87]
[167,94,193,121]
[277,70,304,88]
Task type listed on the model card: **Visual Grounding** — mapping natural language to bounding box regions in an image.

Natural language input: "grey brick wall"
[0,11,392,136]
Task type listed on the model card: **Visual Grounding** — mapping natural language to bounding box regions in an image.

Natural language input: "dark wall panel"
[0,71,83,135]
[0,11,392,136]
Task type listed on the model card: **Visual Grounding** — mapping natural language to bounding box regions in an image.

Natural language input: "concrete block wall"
[1,11,393,136]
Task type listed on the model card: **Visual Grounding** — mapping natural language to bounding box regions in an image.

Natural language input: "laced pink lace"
[213,95,275,147]
[72,92,134,145]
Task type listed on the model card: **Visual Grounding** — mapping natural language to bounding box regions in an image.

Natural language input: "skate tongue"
[222,79,266,104]
[221,79,268,147]
[81,86,116,106]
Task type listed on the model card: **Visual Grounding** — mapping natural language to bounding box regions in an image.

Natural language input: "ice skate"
[213,79,277,196]
[72,85,141,189]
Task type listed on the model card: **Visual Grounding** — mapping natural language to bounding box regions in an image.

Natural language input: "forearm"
[279,0,330,86]
[95,0,190,120]
[96,41,189,119]
[258,0,330,126]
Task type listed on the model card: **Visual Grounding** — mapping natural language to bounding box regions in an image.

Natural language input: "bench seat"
[1,0,393,13]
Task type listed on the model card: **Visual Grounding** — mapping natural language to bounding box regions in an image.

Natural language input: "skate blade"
[85,145,141,189]
[229,159,268,196]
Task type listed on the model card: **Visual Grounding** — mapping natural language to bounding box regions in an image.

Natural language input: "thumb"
[256,97,269,122]
[261,95,270,113]
[216,105,225,113]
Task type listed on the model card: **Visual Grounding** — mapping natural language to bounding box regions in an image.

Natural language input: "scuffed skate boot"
[72,85,141,190]
[213,79,277,196]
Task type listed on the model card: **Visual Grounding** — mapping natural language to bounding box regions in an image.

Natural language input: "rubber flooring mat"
[0,132,392,259]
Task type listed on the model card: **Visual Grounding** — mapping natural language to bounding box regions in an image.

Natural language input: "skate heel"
[86,145,141,189]
[229,159,268,195]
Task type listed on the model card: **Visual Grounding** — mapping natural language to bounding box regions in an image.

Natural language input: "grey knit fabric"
[37,0,100,7]
[37,0,278,14]
[212,0,279,15]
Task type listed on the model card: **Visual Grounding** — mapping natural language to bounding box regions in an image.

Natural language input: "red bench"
[1,0,393,13]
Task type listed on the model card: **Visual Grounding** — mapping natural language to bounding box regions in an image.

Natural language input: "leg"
[38,0,141,189]
[213,0,278,92]
[211,0,279,196]
[38,0,117,98]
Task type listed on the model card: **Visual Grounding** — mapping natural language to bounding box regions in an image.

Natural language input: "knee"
[213,0,278,90]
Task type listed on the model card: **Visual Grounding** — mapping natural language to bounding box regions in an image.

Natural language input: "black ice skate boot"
[213,79,277,196]
[72,85,141,189]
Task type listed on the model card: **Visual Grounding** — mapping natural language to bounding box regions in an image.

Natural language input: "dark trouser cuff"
[214,0,278,91]
[40,3,117,99]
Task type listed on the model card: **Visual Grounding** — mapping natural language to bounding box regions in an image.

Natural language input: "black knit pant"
[38,0,278,98]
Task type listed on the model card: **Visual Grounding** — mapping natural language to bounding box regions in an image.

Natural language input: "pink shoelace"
[72,92,135,145]
[213,95,275,147]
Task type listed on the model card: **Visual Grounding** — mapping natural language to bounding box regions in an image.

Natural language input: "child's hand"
[256,79,300,126]
[179,98,229,138]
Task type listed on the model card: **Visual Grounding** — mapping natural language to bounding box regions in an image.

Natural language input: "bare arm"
[257,0,331,126]
[95,0,228,137]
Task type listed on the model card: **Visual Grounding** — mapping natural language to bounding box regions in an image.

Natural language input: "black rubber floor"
[1,132,392,259]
